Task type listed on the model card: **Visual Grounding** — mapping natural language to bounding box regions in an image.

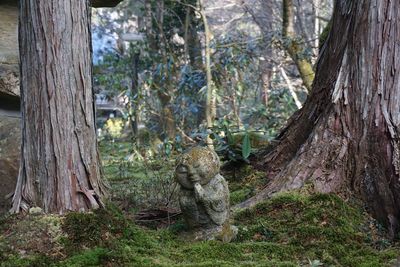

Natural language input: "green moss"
[57,248,108,267]
[234,192,399,266]
[3,193,399,267]
[227,167,265,207]
[62,204,127,252]
[53,192,399,266]
[230,187,252,205]
[0,254,53,267]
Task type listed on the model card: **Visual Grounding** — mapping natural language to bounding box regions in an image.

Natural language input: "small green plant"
[210,118,268,163]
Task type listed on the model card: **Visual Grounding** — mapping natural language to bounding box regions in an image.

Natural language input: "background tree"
[282,0,314,92]
[12,0,107,213]
[239,0,400,238]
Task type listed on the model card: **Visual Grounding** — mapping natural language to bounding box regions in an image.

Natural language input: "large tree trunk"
[12,0,107,213]
[240,0,400,237]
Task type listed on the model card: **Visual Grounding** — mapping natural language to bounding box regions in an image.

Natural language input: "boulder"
[0,3,18,65]
[0,116,20,215]
[0,64,19,97]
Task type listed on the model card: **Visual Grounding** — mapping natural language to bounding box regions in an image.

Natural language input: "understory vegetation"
[0,141,399,267]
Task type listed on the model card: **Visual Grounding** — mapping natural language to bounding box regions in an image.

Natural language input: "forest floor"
[1,141,400,267]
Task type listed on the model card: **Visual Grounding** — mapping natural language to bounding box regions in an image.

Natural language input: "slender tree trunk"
[130,51,140,139]
[199,0,215,147]
[12,0,107,213]
[232,68,243,128]
[158,91,176,140]
[282,0,315,92]
[280,67,302,109]
[184,5,191,64]
[186,1,202,70]
[183,0,204,126]
[240,0,400,238]
[313,0,320,60]
[145,0,176,141]
[259,59,272,108]
[243,1,275,109]
[156,0,168,60]
[188,24,202,70]
[145,0,157,52]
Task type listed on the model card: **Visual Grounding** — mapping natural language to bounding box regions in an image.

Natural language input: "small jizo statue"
[175,147,237,242]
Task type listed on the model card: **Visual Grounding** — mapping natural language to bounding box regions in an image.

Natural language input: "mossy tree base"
[242,0,400,238]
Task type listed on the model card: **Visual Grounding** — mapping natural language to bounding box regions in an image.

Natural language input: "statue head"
[175,147,220,189]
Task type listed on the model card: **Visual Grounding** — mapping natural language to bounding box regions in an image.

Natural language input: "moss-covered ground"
[0,141,399,266]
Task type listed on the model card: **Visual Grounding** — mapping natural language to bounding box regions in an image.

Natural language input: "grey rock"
[0,116,20,215]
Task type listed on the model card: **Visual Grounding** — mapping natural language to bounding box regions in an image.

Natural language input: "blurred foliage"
[91,1,306,147]
[100,141,178,211]
[207,118,268,163]
[103,118,125,140]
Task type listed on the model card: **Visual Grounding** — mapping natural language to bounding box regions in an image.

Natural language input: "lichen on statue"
[175,147,237,241]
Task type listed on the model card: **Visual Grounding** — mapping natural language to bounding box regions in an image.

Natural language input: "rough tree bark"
[239,0,400,237]
[11,0,107,213]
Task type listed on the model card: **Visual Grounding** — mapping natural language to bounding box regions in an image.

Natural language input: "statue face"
[175,163,203,189]
[175,164,194,189]
[175,147,220,189]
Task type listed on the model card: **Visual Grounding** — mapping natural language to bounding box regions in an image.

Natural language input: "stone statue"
[175,147,237,242]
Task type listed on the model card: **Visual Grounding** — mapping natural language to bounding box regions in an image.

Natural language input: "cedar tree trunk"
[239,0,400,237]
[12,0,107,213]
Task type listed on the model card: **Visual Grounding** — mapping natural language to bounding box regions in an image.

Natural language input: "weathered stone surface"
[0,3,20,211]
[0,4,18,65]
[0,64,19,96]
[175,147,237,242]
[0,116,20,215]
[0,3,20,108]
